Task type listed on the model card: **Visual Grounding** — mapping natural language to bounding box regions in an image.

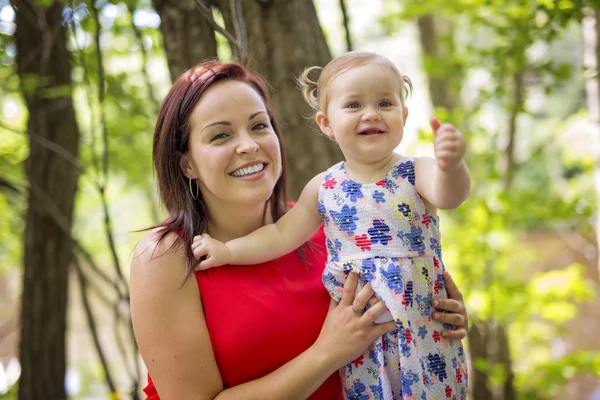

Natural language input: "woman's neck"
[205,201,273,243]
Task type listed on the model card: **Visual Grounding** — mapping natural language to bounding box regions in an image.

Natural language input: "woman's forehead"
[190,81,267,126]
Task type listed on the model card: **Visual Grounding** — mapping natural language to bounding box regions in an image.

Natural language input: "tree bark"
[468,320,493,400]
[220,0,343,198]
[11,1,81,399]
[416,15,460,111]
[151,0,218,82]
[583,9,600,277]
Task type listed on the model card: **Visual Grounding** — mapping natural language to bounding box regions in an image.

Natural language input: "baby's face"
[322,64,407,166]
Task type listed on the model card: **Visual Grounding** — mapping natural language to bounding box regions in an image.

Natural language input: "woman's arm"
[193,172,327,269]
[131,231,396,400]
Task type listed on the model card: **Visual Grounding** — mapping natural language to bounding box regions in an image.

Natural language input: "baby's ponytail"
[297,66,322,112]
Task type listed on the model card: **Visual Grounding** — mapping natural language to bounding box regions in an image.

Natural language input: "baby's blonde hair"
[298,51,414,115]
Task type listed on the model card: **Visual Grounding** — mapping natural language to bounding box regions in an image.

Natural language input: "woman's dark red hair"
[151,60,289,274]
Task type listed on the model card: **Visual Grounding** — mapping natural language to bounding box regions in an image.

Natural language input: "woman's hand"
[431,271,469,340]
[314,272,396,368]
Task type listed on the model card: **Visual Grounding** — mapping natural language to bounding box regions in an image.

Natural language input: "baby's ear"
[315,111,334,140]
[403,106,409,126]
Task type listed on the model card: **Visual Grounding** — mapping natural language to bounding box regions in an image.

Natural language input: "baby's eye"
[379,100,392,107]
[347,102,360,109]
[210,132,228,142]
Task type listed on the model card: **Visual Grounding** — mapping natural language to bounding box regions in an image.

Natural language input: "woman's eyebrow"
[249,111,266,119]
[202,120,230,131]
[202,111,266,131]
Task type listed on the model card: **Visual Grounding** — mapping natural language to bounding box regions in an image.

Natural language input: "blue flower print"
[418,325,428,339]
[397,225,426,255]
[415,293,432,316]
[345,381,369,400]
[382,263,403,294]
[317,201,329,224]
[392,161,415,185]
[368,219,392,245]
[401,368,420,396]
[404,281,413,308]
[400,342,412,358]
[397,202,411,216]
[326,237,342,262]
[341,180,364,203]
[427,352,448,382]
[430,237,442,259]
[373,190,385,204]
[330,204,359,235]
[360,259,376,282]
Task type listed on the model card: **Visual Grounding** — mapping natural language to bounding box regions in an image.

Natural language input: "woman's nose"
[236,132,259,154]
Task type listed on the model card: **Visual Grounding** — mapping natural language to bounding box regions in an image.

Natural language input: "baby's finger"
[197,257,216,271]
[192,244,208,261]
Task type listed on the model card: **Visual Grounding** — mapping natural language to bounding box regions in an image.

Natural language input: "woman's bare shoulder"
[130,228,189,292]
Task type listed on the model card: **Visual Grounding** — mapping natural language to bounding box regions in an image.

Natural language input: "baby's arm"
[415,118,471,210]
[192,172,327,269]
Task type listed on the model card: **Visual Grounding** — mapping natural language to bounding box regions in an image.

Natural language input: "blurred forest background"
[0,0,599,399]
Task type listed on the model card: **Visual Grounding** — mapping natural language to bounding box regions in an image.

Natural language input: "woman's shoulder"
[130,228,190,293]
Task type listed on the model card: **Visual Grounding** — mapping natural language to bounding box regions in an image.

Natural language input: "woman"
[130,60,469,400]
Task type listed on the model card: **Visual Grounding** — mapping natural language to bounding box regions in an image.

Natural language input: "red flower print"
[422,371,427,385]
[375,179,386,188]
[405,328,412,344]
[421,213,430,228]
[323,177,337,189]
[351,354,364,368]
[433,330,441,343]
[434,279,441,295]
[354,234,372,252]
[445,385,453,398]
[456,368,463,384]
[433,257,440,269]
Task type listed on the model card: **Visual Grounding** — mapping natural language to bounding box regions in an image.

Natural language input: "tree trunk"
[583,9,600,277]
[151,0,218,82]
[417,14,518,399]
[416,14,460,111]
[468,320,493,400]
[220,0,343,198]
[12,1,81,399]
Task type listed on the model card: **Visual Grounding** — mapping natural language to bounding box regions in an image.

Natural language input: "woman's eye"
[379,100,392,107]
[347,102,360,109]
[253,122,268,130]
[210,133,228,142]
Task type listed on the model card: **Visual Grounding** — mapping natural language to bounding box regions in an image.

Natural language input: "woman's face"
[182,80,282,212]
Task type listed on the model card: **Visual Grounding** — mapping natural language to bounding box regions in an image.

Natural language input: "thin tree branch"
[0,121,84,172]
[127,3,161,114]
[229,0,247,62]
[74,257,118,395]
[339,0,352,52]
[194,0,243,55]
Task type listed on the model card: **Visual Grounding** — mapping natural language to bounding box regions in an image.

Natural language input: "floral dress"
[318,156,468,400]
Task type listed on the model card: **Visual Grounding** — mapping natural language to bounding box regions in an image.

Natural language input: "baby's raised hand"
[430,117,466,172]
[191,233,231,271]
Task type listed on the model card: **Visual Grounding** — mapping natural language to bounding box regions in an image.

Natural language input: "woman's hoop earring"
[189,178,199,200]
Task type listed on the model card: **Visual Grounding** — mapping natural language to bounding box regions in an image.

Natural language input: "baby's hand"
[191,233,231,271]
[430,117,466,172]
